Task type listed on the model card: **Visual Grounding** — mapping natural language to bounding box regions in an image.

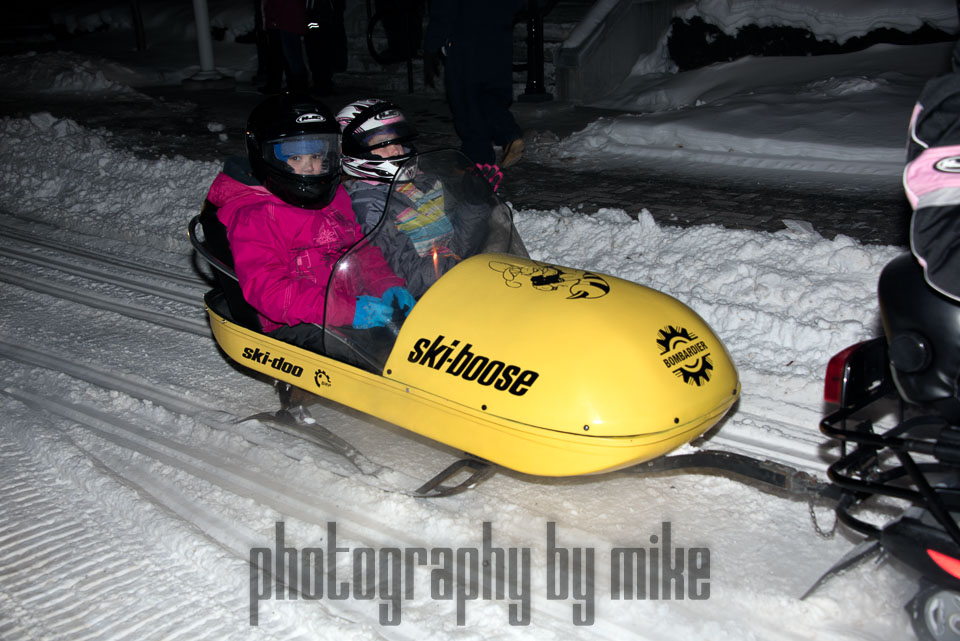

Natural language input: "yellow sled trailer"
[194,150,739,477]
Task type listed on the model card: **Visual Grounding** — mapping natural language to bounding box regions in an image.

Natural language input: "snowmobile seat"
[195,199,264,333]
[879,252,960,422]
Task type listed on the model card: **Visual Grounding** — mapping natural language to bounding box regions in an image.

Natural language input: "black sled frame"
[807,337,960,599]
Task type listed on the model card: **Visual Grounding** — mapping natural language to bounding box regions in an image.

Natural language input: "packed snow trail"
[0,105,917,638]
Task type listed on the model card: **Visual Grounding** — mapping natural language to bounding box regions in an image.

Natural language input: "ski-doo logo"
[935,156,960,173]
[295,112,326,123]
[242,347,304,378]
[407,335,539,396]
[656,326,713,387]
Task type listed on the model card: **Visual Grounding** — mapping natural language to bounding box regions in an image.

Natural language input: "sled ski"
[800,538,882,600]
[243,401,494,497]
[413,458,495,498]
[248,383,841,500]
[238,385,382,476]
[241,382,495,496]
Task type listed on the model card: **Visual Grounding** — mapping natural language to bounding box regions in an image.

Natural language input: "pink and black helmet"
[336,98,418,182]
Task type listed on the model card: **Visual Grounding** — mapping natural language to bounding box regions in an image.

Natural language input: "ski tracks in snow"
[0,218,893,639]
[0,221,640,639]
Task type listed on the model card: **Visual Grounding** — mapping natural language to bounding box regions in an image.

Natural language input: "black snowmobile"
[814,252,960,641]
[811,44,960,641]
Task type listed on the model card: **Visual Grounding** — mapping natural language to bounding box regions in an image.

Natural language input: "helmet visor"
[355,120,418,155]
[266,133,340,177]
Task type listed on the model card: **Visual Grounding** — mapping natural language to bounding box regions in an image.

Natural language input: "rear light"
[824,343,864,405]
[928,548,960,580]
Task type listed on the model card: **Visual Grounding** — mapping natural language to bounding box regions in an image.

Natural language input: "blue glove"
[352,296,393,329]
[381,286,416,315]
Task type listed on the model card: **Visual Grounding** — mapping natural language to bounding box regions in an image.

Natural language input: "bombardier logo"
[314,368,331,388]
[407,335,539,396]
[656,326,714,387]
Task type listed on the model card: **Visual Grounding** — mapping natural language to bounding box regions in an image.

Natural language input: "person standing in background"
[304,0,348,96]
[375,0,423,64]
[423,0,525,169]
[260,0,309,93]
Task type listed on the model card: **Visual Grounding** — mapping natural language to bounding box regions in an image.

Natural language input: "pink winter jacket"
[206,172,404,332]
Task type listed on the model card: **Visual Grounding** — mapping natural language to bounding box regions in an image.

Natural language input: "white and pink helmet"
[336,98,419,181]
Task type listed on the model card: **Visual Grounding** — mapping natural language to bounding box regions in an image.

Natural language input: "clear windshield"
[322,149,528,373]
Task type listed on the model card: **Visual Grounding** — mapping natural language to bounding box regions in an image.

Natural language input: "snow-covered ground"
[554,0,956,180]
[1,1,956,639]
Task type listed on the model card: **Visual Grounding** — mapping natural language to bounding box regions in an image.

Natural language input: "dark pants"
[268,322,327,354]
[264,29,307,92]
[267,322,396,373]
[445,48,522,165]
[375,0,423,60]
[303,1,347,93]
[304,27,345,93]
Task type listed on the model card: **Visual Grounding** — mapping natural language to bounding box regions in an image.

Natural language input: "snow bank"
[678,0,959,43]
[0,113,218,252]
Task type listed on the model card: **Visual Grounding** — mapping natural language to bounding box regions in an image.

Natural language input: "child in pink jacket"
[206,94,415,361]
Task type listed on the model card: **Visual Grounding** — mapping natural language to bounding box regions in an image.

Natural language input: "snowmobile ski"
[412,458,496,498]
[800,538,882,600]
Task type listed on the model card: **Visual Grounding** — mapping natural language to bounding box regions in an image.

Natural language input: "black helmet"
[246,93,341,209]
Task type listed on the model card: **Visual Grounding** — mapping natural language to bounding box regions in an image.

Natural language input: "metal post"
[130,1,146,52]
[253,0,267,83]
[519,0,552,102]
[188,0,224,81]
[405,8,414,93]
